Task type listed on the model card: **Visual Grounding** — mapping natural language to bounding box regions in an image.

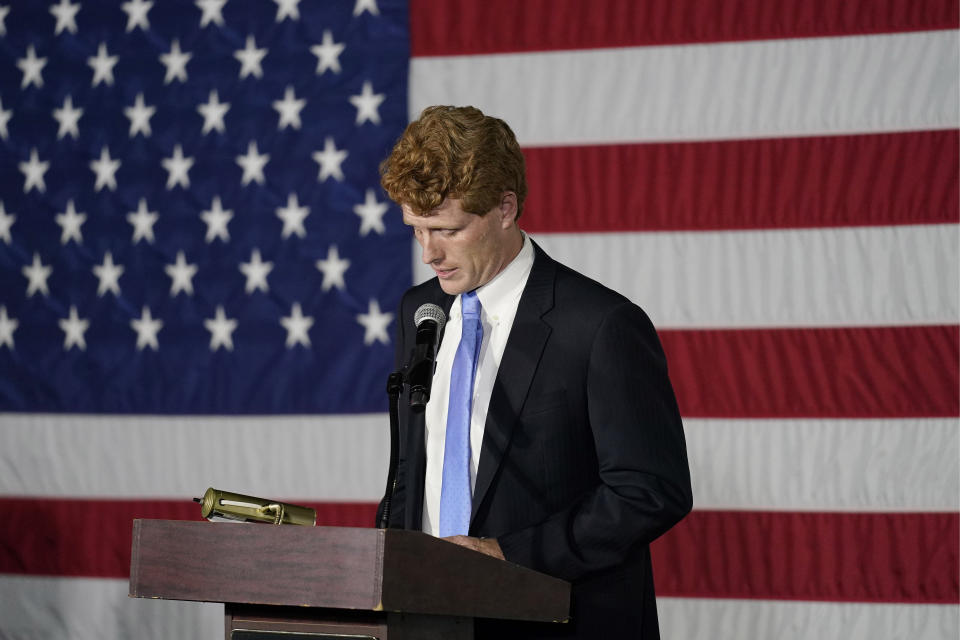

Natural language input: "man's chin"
[438,280,466,295]
[437,275,472,296]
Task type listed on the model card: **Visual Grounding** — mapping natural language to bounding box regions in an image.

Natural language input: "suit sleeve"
[496,301,693,582]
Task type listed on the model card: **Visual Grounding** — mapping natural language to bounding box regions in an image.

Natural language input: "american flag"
[2,0,959,638]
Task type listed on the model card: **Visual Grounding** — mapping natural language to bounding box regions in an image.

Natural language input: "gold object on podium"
[196,487,316,526]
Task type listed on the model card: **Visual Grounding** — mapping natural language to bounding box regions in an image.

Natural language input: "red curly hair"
[380,105,527,218]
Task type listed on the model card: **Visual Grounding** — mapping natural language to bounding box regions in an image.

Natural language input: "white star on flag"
[273,86,306,130]
[0,202,15,244]
[353,0,379,17]
[121,0,153,32]
[353,189,388,236]
[55,200,86,245]
[160,39,191,84]
[312,137,348,182]
[88,42,119,87]
[236,141,269,186]
[53,95,83,140]
[130,306,163,351]
[200,196,233,243]
[197,89,229,134]
[0,306,17,350]
[19,148,49,194]
[195,0,226,28]
[22,253,52,297]
[92,251,124,297]
[349,80,385,125]
[0,97,11,140]
[165,251,198,296]
[204,305,237,351]
[127,198,158,244]
[234,35,267,79]
[316,245,350,292]
[124,92,156,137]
[273,0,300,22]
[356,299,392,346]
[50,0,80,35]
[90,146,121,192]
[239,249,273,293]
[276,193,309,238]
[0,6,8,37]
[280,302,313,348]
[59,306,90,351]
[17,45,47,89]
[311,30,345,74]
[162,144,194,189]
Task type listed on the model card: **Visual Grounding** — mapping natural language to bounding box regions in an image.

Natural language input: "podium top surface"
[129,519,569,623]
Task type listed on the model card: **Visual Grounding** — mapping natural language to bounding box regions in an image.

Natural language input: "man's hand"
[442,535,505,560]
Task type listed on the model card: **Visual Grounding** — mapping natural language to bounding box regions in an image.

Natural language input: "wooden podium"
[129,519,570,639]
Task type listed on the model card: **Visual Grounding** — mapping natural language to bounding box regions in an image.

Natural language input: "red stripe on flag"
[411,0,960,56]
[661,325,960,418]
[0,498,376,578]
[652,510,960,603]
[522,131,960,233]
[3,499,956,603]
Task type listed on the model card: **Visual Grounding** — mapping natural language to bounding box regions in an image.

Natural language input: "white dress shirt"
[421,233,535,536]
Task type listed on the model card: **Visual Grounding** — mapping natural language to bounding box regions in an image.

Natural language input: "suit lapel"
[471,243,556,522]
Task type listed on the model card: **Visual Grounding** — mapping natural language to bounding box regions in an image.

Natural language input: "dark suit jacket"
[380,242,692,639]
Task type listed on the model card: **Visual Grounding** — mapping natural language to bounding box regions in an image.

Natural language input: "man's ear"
[498,191,518,229]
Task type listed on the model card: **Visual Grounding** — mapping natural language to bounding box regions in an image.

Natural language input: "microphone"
[406,303,446,412]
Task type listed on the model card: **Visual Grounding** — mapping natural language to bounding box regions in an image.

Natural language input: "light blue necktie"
[438,290,482,537]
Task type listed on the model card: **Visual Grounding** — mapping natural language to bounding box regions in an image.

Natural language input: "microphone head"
[414,303,446,331]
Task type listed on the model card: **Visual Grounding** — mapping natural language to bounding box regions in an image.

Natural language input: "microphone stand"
[377,370,404,529]
[378,310,442,529]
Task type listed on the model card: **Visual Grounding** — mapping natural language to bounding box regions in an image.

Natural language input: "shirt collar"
[466,232,534,320]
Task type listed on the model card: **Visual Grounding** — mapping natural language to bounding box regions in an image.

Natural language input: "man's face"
[402,198,515,295]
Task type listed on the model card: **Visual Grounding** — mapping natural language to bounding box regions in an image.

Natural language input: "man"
[377,105,692,639]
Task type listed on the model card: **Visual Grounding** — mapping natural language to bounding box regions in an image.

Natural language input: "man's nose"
[420,235,442,264]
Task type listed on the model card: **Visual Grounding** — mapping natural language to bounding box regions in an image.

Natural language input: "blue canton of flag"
[0,0,411,413]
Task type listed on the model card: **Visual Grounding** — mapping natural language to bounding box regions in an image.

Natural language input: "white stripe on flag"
[414,225,959,328]
[657,596,959,640]
[685,418,960,512]
[0,413,388,501]
[3,414,956,512]
[2,575,956,640]
[411,31,959,146]
[523,224,958,329]
[0,575,221,640]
